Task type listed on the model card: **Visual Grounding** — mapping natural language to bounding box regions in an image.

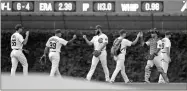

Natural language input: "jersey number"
[50,42,56,49]
[12,41,16,46]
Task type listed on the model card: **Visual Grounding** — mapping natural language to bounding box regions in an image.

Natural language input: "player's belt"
[50,51,60,53]
[13,48,22,50]
[96,49,105,51]
[162,52,166,53]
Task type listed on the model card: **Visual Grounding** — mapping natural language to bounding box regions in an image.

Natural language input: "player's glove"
[92,50,101,57]
[146,53,157,60]
[39,55,47,65]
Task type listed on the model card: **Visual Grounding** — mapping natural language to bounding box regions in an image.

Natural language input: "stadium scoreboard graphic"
[1,0,187,13]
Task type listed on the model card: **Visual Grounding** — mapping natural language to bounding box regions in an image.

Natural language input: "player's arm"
[141,39,150,46]
[43,46,50,56]
[98,36,108,51]
[166,47,170,56]
[139,32,150,46]
[66,35,77,46]
[21,31,29,45]
[154,48,161,56]
[140,32,145,46]
[140,37,145,46]
[43,38,51,56]
[154,40,162,56]
[83,35,93,46]
[131,32,141,46]
[165,40,171,57]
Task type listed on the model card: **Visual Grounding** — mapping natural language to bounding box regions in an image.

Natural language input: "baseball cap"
[55,29,62,34]
[95,25,102,29]
[15,24,24,30]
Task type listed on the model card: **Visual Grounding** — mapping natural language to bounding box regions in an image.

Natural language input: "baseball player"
[140,29,169,83]
[110,29,141,83]
[10,24,29,76]
[83,25,110,82]
[157,31,171,83]
[42,29,76,77]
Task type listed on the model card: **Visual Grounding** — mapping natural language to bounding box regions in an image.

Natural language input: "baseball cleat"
[109,81,114,83]
[85,78,91,81]
[144,80,151,83]
[126,80,133,83]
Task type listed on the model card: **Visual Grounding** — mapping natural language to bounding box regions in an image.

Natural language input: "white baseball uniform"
[46,36,68,77]
[110,37,132,83]
[10,31,28,76]
[158,37,171,83]
[86,33,110,81]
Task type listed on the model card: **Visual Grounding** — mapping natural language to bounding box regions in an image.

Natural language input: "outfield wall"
[1,15,187,30]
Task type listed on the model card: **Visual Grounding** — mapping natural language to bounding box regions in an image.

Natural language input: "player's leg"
[121,61,130,83]
[110,53,125,83]
[86,56,99,81]
[156,53,164,83]
[110,58,122,83]
[154,56,169,83]
[144,60,154,83]
[158,60,169,83]
[158,53,170,83]
[158,59,164,83]
[10,51,18,76]
[49,52,55,76]
[55,67,61,77]
[18,51,28,76]
[54,53,61,77]
[49,53,60,77]
[100,50,110,81]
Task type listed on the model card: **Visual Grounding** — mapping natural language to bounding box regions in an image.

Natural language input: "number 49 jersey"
[46,36,68,52]
[11,32,24,50]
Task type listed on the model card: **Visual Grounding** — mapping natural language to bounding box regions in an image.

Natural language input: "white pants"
[110,53,129,83]
[145,55,163,81]
[49,52,61,77]
[158,53,170,83]
[86,50,110,81]
[10,50,28,76]
[145,53,169,82]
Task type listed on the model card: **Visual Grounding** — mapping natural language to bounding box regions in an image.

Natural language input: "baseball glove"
[146,53,157,60]
[93,50,101,57]
[39,55,47,65]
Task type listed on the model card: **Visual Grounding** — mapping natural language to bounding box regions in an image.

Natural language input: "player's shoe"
[165,79,170,84]
[106,79,110,82]
[158,81,165,84]
[158,80,167,84]
[126,80,133,83]
[85,78,91,82]
[144,80,151,83]
[109,80,114,84]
